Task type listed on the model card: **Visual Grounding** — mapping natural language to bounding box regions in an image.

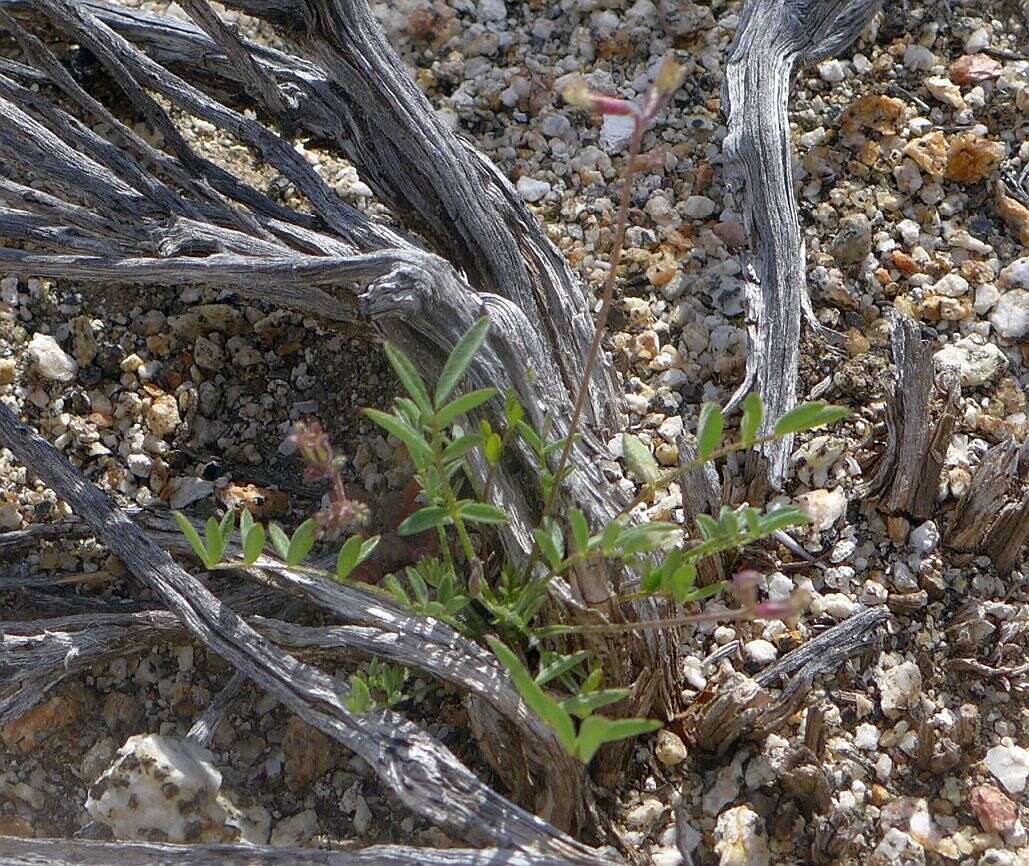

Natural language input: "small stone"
[925,76,965,109]
[931,273,969,297]
[714,805,769,866]
[0,357,14,385]
[903,44,936,71]
[945,135,1005,184]
[950,54,1003,86]
[516,175,551,203]
[744,639,778,665]
[283,717,336,792]
[600,114,635,153]
[817,59,846,83]
[269,809,318,847]
[193,336,224,371]
[996,185,1029,247]
[70,316,98,366]
[975,283,1000,315]
[27,333,77,383]
[147,394,181,438]
[989,290,1029,340]
[625,797,664,828]
[876,661,922,719]
[968,785,1018,835]
[984,742,1029,794]
[170,477,215,510]
[684,195,717,218]
[655,729,687,766]
[933,335,1008,388]
[855,722,880,750]
[830,213,872,265]
[796,488,847,531]
[873,828,925,865]
[999,257,1029,290]
[909,521,939,556]
[1,690,85,754]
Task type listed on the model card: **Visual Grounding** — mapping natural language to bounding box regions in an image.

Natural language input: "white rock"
[684,195,717,219]
[655,729,688,766]
[876,661,922,719]
[476,0,507,22]
[897,218,921,246]
[933,335,1008,388]
[744,639,778,665]
[909,521,939,556]
[600,114,635,152]
[714,805,769,866]
[817,59,846,83]
[270,809,318,846]
[812,592,861,619]
[704,752,745,816]
[979,849,1019,866]
[27,333,77,383]
[874,828,925,865]
[999,257,1029,289]
[87,734,265,844]
[126,453,153,478]
[796,488,847,531]
[903,45,937,71]
[855,722,880,750]
[984,742,1029,794]
[516,175,551,203]
[652,849,684,866]
[169,477,215,510]
[965,27,991,53]
[931,273,969,297]
[625,797,664,828]
[989,290,1029,339]
[974,283,1000,315]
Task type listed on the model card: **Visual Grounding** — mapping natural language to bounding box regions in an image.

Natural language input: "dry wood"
[689,607,889,754]
[946,438,1029,575]
[721,0,882,487]
[0,403,609,864]
[866,313,960,519]
[676,438,727,587]
[0,837,582,866]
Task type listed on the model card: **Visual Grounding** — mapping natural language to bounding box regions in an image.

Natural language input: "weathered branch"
[0,403,609,864]
[721,0,882,486]
[0,837,583,866]
[866,313,960,518]
[946,438,1029,575]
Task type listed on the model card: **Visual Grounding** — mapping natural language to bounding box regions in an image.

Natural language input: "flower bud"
[562,77,637,117]
[655,57,686,97]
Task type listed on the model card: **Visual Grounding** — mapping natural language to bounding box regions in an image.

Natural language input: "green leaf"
[384,574,411,606]
[483,432,503,465]
[487,636,576,753]
[695,513,718,541]
[398,506,451,536]
[242,523,265,566]
[268,523,291,560]
[681,580,727,604]
[284,518,316,566]
[363,409,433,466]
[622,433,660,484]
[435,316,491,406]
[535,650,591,686]
[740,392,764,446]
[434,387,498,428]
[361,536,380,562]
[773,400,850,437]
[568,508,589,554]
[458,502,509,525]
[505,391,524,426]
[640,566,663,594]
[345,676,373,714]
[667,562,697,604]
[761,505,811,533]
[174,511,210,566]
[533,518,564,571]
[580,666,603,694]
[561,688,630,719]
[336,535,363,581]
[239,508,254,539]
[443,433,483,463]
[383,342,432,417]
[219,509,235,547]
[609,522,680,557]
[697,402,724,460]
[576,716,662,763]
[600,518,624,553]
[516,421,543,458]
[204,517,225,566]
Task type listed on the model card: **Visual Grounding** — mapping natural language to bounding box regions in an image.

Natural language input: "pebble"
[684,195,716,218]
[873,828,925,865]
[933,335,1008,388]
[625,797,664,828]
[876,661,922,719]
[655,729,688,766]
[516,175,551,202]
[600,114,635,152]
[829,213,872,265]
[714,805,769,866]
[903,44,936,71]
[931,273,969,297]
[989,289,1029,339]
[796,488,847,531]
[169,477,215,510]
[984,742,1029,794]
[743,639,777,665]
[855,722,880,750]
[27,333,77,383]
[147,395,181,438]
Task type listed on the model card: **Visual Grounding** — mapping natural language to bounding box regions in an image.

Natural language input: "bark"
[0,403,609,864]
[721,0,883,487]
[866,313,960,518]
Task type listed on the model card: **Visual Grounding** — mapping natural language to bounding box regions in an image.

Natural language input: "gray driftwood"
[0,837,581,866]
[866,313,960,519]
[722,0,883,488]
[689,607,889,754]
[946,438,1029,575]
[0,404,609,866]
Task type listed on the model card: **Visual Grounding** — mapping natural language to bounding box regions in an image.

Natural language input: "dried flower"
[562,77,637,117]
[288,420,369,535]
